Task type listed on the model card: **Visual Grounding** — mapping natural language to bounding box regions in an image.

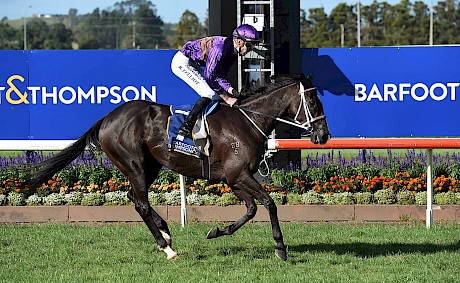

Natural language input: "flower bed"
[1,150,460,206]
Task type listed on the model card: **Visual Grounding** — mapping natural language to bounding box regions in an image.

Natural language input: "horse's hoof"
[161,246,178,260]
[206,227,219,239]
[167,253,179,260]
[275,248,288,261]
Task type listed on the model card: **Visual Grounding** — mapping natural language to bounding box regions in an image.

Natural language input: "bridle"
[294,83,326,130]
[237,82,326,139]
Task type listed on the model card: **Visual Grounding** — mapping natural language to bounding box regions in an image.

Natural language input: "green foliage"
[26,194,43,206]
[154,169,179,185]
[379,165,402,179]
[301,1,460,47]
[104,191,130,205]
[173,10,206,48]
[415,191,427,205]
[0,20,19,49]
[186,193,205,206]
[406,162,425,178]
[269,192,286,205]
[305,164,341,183]
[164,190,181,205]
[354,192,373,205]
[64,192,83,205]
[56,166,80,186]
[216,193,240,206]
[286,193,303,205]
[302,190,322,205]
[396,190,415,205]
[203,194,219,206]
[43,193,65,206]
[447,163,460,179]
[374,189,396,204]
[333,192,355,205]
[81,193,105,206]
[434,191,458,205]
[271,169,306,189]
[7,192,25,206]
[0,194,6,205]
[148,192,165,206]
[351,164,381,179]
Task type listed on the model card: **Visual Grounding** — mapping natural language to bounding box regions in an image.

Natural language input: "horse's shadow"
[290,241,460,259]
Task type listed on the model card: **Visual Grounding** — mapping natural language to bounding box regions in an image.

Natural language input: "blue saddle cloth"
[167,102,219,158]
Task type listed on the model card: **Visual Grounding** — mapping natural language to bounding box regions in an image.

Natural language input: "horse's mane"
[245,74,300,96]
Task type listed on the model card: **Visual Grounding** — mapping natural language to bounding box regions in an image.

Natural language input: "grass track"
[1,222,459,283]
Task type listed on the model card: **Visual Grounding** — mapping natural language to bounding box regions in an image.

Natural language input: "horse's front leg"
[242,174,287,260]
[206,188,257,238]
[208,173,287,261]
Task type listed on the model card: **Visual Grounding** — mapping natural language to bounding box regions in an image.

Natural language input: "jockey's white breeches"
[171,51,220,100]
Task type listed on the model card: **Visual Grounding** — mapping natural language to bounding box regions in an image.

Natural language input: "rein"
[236,84,326,139]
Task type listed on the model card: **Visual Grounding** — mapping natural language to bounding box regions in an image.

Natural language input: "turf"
[1,222,459,283]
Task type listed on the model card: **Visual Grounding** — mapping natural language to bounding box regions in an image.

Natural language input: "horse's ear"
[306,73,313,81]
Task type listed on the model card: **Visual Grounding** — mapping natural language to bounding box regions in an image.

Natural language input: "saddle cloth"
[167,102,219,158]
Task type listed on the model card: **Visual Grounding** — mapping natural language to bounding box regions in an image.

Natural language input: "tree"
[45,23,74,49]
[329,3,356,47]
[0,19,19,49]
[173,10,205,48]
[21,18,49,50]
[133,3,168,49]
[301,7,334,47]
[434,0,460,44]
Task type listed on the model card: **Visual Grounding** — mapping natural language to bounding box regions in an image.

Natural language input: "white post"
[179,174,187,227]
[426,149,433,228]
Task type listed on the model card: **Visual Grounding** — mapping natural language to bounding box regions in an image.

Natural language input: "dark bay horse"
[28,74,330,260]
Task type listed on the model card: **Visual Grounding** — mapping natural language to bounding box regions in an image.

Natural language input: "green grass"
[1,222,459,282]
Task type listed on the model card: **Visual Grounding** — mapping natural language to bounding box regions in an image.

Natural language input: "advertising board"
[301,46,460,137]
[1,47,459,144]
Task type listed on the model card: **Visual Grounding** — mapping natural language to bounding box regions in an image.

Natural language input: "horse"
[27,74,331,261]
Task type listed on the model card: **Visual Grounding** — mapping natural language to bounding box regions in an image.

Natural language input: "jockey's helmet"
[232,24,259,42]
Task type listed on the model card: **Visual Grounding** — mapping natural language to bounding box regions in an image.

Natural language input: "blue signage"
[1,47,459,140]
[301,46,460,137]
[0,50,196,140]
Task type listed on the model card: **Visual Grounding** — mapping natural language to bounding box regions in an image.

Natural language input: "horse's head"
[288,74,331,144]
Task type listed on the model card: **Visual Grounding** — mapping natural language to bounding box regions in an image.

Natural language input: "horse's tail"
[27,117,104,192]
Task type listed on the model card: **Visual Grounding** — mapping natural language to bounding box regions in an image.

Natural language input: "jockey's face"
[233,38,253,56]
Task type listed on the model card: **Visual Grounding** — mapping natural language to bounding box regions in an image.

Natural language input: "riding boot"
[178,97,212,138]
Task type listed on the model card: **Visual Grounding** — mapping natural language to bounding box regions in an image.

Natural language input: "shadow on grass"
[290,241,460,258]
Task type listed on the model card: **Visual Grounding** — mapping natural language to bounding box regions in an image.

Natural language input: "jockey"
[171,24,259,138]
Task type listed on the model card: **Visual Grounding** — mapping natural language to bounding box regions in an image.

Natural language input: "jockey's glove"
[231,88,240,98]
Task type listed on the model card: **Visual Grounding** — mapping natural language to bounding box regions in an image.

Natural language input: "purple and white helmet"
[233,24,259,42]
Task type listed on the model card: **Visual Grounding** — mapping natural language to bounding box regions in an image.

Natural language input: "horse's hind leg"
[143,161,172,246]
[105,150,177,260]
[207,188,257,238]
[128,166,177,260]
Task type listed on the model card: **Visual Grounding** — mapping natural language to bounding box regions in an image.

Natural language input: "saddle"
[167,101,219,158]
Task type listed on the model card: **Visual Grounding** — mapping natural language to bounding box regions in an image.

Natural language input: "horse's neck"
[241,84,297,138]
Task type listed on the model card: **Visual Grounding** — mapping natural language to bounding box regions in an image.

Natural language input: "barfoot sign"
[301,46,460,138]
[355,82,460,102]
